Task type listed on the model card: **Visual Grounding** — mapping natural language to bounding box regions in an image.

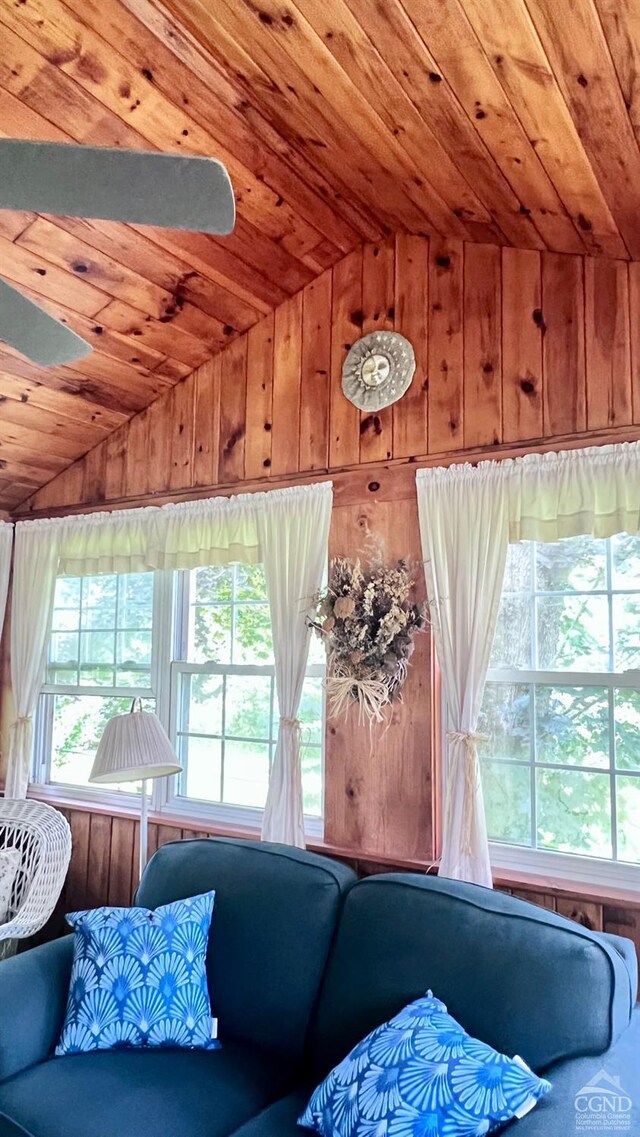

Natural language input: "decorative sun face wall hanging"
[342,330,416,411]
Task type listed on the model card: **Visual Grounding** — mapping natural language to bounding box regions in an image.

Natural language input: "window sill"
[21,787,640,910]
[25,784,323,841]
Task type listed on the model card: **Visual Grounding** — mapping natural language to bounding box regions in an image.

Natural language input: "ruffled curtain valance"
[417,440,640,889]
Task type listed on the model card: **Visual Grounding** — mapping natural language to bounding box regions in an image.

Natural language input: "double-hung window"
[479,533,640,885]
[35,571,158,796]
[34,563,324,826]
[166,563,324,826]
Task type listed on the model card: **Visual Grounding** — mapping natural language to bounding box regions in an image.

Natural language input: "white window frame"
[471,535,640,893]
[32,565,326,836]
[157,564,324,836]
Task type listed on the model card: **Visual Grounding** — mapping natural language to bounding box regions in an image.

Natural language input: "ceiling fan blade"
[0,278,92,366]
[0,140,236,235]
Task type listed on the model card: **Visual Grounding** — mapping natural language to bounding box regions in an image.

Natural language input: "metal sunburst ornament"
[342,330,416,412]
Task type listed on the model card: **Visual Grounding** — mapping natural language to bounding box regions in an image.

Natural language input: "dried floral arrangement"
[309,548,428,724]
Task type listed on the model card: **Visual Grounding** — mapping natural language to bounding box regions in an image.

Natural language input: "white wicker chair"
[0,799,72,961]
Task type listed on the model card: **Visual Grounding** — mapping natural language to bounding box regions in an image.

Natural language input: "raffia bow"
[445,730,488,856]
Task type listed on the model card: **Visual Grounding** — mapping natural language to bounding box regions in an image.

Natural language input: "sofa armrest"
[0,937,73,1082]
[505,1005,640,1135]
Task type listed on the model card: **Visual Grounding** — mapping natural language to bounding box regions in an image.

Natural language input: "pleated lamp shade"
[90,710,182,784]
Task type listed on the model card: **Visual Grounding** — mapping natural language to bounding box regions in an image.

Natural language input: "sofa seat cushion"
[0,1041,295,1137]
[228,1090,310,1137]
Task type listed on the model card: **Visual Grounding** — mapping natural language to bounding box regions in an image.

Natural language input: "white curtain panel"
[5,521,61,799]
[258,483,333,847]
[417,464,512,887]
[0,522,13,644]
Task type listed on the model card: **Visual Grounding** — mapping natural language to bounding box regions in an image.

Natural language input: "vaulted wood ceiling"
[1,0,640,509]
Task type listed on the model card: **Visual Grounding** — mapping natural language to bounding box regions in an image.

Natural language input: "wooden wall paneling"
[123,409,150,500]
[393,234,429,459]
[193,358,221,487]
[628,263,640,425]
[169,379,196,491]
[146,392,174,496]
[555,895,604,932]
[103,429,127,502]
[584,259,632,431]
[330,249,364,468]
[146,823,159,863]
[510,889,556,910]
[360,241,395,464]
[218,337,248,484]
[463,243,502,448]
[603,905,640,964]
[542,253,586,435]
[64,809,91,915]
[244,315,274,481]
[85,812,112,910]
[427,239,464,454]
[501,247,544,442]
[107,817,136,907]
[271,295,303,476]
[299,270,332,472]
[156,825,183,849]
[82,441,108,506]
[323,496,434,861]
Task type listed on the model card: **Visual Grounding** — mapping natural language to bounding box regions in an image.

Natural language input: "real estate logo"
[575,1070,632,1132]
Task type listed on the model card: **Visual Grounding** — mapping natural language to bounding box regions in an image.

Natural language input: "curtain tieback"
[280,716,302,730]
[445,730,488,856]
[10,716,32,730]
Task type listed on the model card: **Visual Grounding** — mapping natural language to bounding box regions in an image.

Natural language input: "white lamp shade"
[89,710,182,784]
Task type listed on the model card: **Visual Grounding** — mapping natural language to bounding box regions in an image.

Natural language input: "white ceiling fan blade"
[0,140,236,235]
[0,278,92,366]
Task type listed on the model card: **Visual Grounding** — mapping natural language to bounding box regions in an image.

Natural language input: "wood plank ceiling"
[1,0,640,508]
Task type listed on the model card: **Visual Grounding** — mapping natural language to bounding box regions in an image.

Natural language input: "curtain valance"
[418,440,640,545]
[19,483,334,576]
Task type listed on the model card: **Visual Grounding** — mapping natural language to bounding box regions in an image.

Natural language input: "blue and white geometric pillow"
[55,891,219,1056]
[299,992,551,1137]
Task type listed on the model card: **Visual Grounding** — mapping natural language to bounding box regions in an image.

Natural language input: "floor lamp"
[89,702,183,882]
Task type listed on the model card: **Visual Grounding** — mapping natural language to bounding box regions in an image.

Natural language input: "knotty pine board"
[20,236,640,515]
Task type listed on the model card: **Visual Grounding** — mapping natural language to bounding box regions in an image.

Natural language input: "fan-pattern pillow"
[299,992,551,1137]
[56,891,219,1056]
[0,848,20,925]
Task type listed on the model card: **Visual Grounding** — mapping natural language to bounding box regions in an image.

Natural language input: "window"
[478,534,640,876]
[35,563,324,825]
[169,564,324,819]
[36,572,157,793]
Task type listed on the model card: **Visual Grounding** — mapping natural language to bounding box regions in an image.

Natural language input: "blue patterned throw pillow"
[56,891,219,1056]
[299,993,551,1137]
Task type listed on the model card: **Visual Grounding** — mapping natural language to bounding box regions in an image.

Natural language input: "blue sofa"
[0,838,637,1137]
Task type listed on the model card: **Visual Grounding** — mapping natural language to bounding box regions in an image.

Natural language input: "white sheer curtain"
[417,464,511,887]
[258,484,333,846]
[416,440,640,887]
[5,522,61,799]
[0,523,13,642]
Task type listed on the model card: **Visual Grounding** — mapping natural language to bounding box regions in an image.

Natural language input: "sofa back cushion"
[309,874,635,1076]
[136,838,355,1064]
